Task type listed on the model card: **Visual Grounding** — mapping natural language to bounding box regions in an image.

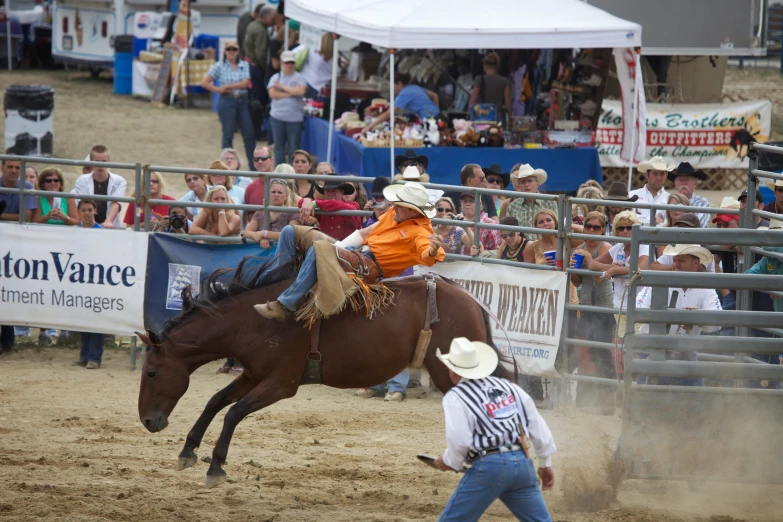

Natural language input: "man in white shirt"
[669,162,711,228]
[630,156,672,226]
[432,338,555,522]
[636,245,722,386]
[72,145,127,229]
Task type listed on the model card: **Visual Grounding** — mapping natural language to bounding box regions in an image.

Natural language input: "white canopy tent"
[287,0,642,174]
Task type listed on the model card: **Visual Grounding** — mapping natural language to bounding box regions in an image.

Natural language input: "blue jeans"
[15,327,57,337]
[79,332,105,364]
[371,369,410,394]
[261,226,317,311]
[269,116,303,166]
[440,452,551,522]
[217,94,256,170]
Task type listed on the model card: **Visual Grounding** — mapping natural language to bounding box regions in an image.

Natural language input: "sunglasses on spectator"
[225,47,239,52]
[436,207,451,213]
[500,232,516,238]
[43,178,61,184]
[584,224,603,231]
[186,176,201,183]
[254,156,271,162]
[270,178,288,184]
[486,177,502,185]
[149,179,159,184]
[373,196,385,201]
[615,225,633,232]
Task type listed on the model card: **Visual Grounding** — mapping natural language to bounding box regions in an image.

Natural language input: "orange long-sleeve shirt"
[364,208,446,277]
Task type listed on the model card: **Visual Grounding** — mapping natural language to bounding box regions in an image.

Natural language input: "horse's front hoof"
[205,469,227,489]
[177,452,198,471]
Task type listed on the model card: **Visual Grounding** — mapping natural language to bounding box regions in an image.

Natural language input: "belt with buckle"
[358,245,382,277]
[467,444,523,463]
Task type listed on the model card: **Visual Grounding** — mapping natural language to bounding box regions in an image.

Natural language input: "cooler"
[114,36,134,95]
[4,84,54,156]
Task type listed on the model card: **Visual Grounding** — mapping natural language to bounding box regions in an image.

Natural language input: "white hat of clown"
[661,244,713,266]
[637,156,675,173]
[512,164,547,184]
[436,337,498,380]
[383,181,437,218]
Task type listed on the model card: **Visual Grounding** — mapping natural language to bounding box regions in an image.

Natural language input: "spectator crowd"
[1,142,782,403]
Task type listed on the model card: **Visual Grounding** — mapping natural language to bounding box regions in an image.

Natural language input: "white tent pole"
[6,0,12,71]
[389,48,395,181]
[326,35,339,165]
[284,20,289,51]
[626,70,638,190]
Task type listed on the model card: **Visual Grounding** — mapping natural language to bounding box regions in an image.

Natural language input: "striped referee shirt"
[441,376,556,470]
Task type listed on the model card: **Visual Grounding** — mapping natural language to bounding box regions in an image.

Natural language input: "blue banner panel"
[144,234,274,334]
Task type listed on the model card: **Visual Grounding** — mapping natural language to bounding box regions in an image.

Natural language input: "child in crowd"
[72,199,105,369]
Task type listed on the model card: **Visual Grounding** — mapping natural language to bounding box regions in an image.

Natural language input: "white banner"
[299,24,323,52]
[597,99,772,168]
[614,48,646,163]
[414,262,567,377]
[0,224,148,335]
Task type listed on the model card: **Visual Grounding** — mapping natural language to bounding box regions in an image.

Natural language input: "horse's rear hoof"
[205,469,227,489]
[177,453,198,471]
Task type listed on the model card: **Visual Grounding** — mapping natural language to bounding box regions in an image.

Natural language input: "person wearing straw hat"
[432,337,556,522]
[635,245,722,386]
[630,156,672,226]
[669,162,711,228]
[255,181,445,319]
[501,164,556,241]
[395,165,444,204]
[763,179,783,216]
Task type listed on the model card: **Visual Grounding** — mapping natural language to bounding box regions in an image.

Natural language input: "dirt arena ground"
[2,67,783,521]
[1,346,782,522]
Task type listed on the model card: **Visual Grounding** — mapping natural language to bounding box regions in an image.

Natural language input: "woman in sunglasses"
[201,40,256,171]
[569,211,616,414]
[32,167,79,225]
[589,211,649,364]
[495,216,527,262]
[434,197,475,257]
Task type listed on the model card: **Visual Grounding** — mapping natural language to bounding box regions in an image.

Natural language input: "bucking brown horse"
[136,257,513,488]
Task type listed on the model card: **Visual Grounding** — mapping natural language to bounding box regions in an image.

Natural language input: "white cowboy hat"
[662,244,713,265]
[718,197,741,210]
[757,217,783,230]
[436,337,498,380]
[392,166,430,183]
[383,181,437,218]
[511,164,547,184]
[766,178,783,190]
[637,156,675,173]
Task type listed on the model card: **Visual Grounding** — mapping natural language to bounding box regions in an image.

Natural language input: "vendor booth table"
[303,116,602,191]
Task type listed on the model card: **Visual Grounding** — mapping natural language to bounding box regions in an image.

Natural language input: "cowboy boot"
[253,301,291,321]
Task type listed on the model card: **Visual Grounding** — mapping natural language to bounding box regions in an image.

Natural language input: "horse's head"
[136,329,190,433]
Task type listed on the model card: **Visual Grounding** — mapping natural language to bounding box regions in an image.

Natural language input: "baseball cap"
[673,213,700,228]
[280,50,295,63]
[738,188,764,204]
[712,213,738,224]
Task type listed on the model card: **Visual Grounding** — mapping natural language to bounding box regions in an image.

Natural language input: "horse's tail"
[480,306,518,382]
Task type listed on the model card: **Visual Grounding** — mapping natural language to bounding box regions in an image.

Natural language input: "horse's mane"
[160,254,297,339]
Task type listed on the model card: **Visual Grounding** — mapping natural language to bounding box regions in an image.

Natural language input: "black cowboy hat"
[603,181,639,202]
[369,176,390,197]
[394,149,428,171]
[669,162,707,182]
[315,179,355,195]
[481,164,510,188]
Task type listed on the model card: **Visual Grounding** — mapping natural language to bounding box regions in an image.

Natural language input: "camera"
[170,215,186,230]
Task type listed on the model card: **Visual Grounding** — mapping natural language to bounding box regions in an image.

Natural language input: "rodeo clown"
[433,338,556,522]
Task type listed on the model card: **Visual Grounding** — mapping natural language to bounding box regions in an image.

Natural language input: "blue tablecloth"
[302,117,603,192]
